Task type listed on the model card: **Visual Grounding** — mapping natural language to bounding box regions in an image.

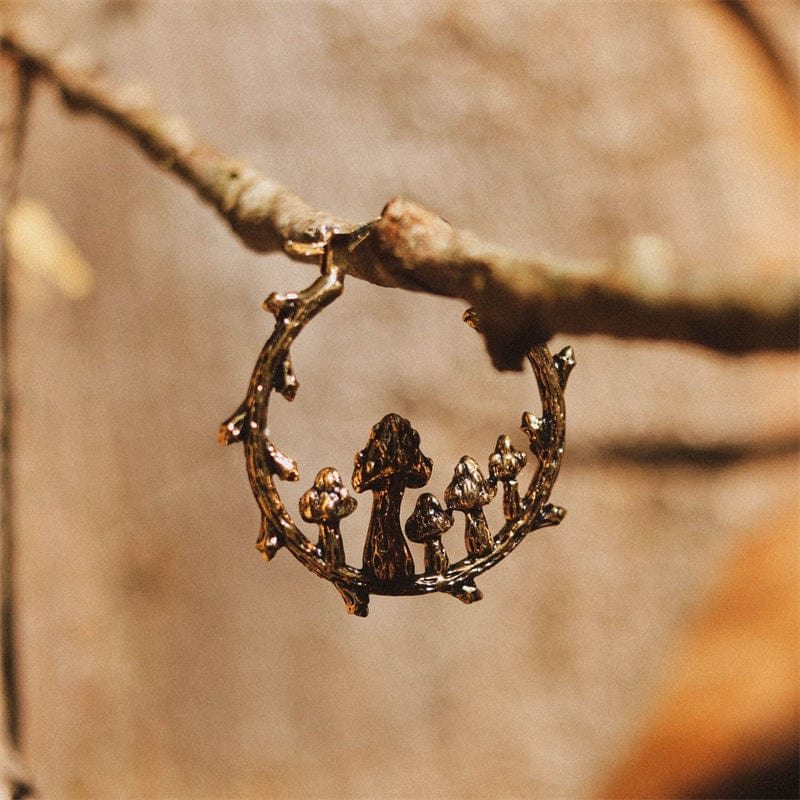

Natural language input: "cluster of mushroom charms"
[299,414,535,585]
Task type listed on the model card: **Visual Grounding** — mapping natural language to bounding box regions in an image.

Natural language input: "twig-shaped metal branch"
[1,24,796,370]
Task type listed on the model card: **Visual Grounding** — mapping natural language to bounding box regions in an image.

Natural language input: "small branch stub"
[521,412,547,460]
[553,346,576,389]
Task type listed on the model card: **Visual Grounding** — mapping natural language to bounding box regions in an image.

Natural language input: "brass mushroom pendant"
[220,224,574,617]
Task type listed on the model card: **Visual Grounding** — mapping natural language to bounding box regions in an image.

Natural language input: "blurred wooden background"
[1,1,797,797]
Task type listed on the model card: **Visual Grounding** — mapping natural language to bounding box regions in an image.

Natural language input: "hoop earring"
[220,224,574,617]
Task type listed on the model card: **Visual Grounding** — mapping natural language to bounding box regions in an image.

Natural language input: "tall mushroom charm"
[220,220,574,616]
[352,413,432,584]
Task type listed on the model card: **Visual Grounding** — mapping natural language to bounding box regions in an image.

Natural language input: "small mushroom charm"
[445,456,497,557]
[299,467,357,567]
[405,493,454,575]
[488,435,527,520]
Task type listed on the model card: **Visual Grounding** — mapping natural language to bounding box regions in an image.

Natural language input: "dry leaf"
[4,197,94,299]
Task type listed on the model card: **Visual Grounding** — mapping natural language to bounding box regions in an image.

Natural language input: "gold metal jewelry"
[220,224,574,617]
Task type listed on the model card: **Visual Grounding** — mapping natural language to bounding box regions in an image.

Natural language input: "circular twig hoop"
[220,225,574,616]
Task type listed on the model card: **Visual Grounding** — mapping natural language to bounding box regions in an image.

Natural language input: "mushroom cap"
[299,467,357,522]
[444,456,496,510]
[405,493,454,543]
[488,435,527,481]
[352,413,432,492]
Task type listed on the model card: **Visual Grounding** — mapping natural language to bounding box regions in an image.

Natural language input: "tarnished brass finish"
[221,225,573,617]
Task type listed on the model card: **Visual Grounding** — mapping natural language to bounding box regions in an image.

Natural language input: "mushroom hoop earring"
[220,223,575,617]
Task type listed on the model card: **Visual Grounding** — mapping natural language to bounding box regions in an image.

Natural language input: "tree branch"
[0,22,796,370]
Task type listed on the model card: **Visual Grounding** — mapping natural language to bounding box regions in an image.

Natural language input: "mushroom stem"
[501,479,521,520]
[317,522,345,567]
[362,479,415,583]
[423,539,449,576]
[464,508,493,557]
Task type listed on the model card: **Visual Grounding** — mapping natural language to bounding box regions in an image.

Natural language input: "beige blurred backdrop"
[5,1,798,798]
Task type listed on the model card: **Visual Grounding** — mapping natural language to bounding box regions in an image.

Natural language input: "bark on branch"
[0,23,796,370]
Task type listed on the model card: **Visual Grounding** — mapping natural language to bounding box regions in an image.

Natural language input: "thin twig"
[0,23,796,370]
[0,46,34,800]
